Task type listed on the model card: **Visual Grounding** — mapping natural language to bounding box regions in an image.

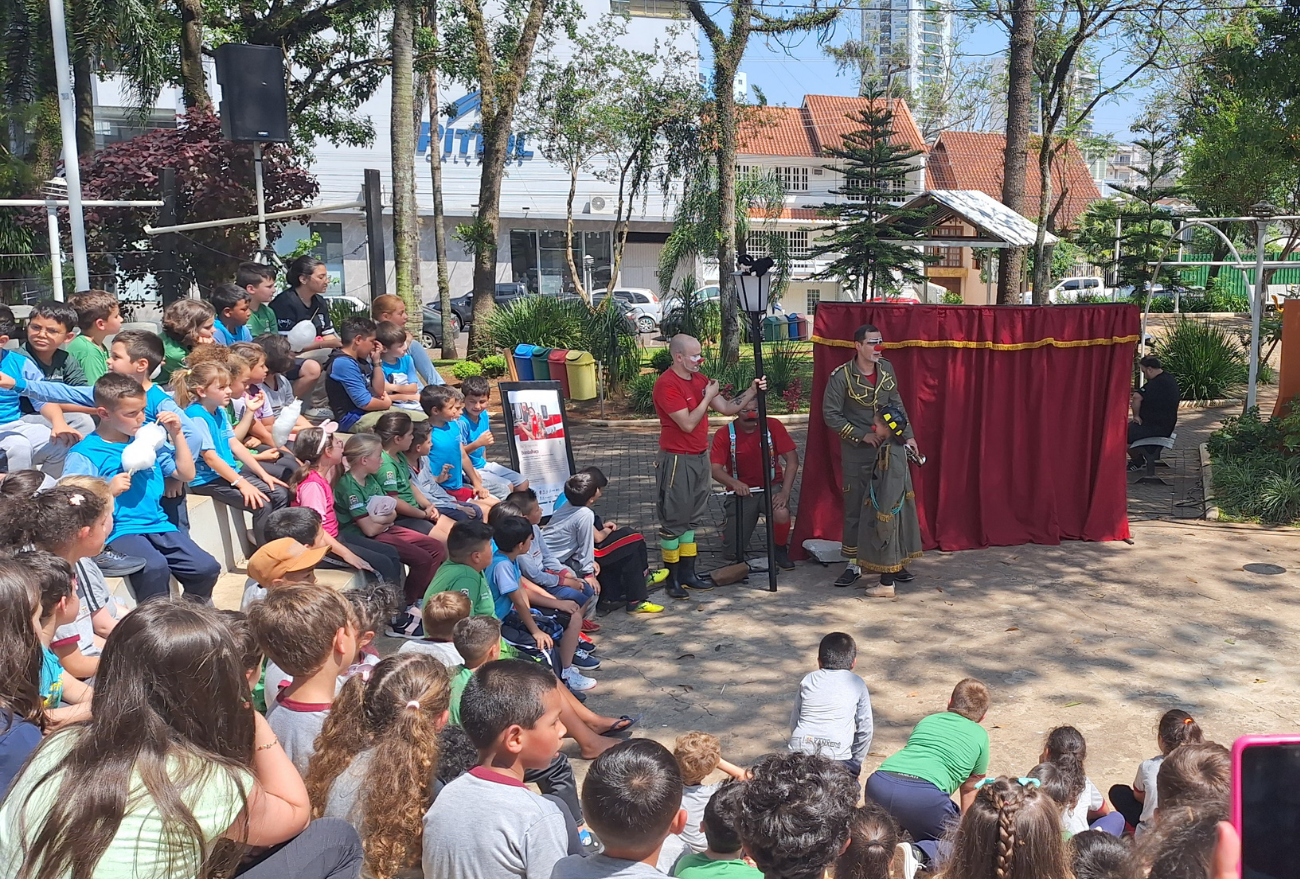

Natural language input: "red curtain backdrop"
[791,304,1140,557]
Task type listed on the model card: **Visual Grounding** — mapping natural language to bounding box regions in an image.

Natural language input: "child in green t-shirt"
[374,410,447,536]
[423,519,497,615]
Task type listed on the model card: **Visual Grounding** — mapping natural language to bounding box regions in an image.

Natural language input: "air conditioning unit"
[586,196,613,214]
[812,168,824,176]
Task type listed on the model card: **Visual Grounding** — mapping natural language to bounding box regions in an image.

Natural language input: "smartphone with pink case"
[1231,734,1300,878]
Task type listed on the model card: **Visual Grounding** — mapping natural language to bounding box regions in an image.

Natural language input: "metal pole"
[47,0,88,291]
[1247,220,1266,411]
[363,169,387,298]
[749,311,778,593]
[254,142,268,252]
[46,200,63,300]
[157,168,181,305]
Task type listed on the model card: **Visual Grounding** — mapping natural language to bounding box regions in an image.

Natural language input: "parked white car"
[1047,277,1107,301]
[609,288,663,333]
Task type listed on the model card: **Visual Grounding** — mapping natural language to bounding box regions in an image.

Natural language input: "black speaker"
[214,44,290,142]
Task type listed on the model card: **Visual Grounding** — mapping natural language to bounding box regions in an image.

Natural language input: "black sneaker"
[893,568,915,582]
[1126,461,1144,472]
[774,545,795,570]
[93,549,147,577]
[833,566,860,587]
[386,609,425,639]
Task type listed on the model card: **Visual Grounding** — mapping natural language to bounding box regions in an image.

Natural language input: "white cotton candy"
[272,399,302,449]
[120,423,169,474]
[286,320,317,352]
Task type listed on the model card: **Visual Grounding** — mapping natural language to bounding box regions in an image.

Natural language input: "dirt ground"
[541,518,1300,790]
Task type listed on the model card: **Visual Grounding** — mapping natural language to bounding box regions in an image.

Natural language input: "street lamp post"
[1247,201,1277,412]
[733,268,778,593]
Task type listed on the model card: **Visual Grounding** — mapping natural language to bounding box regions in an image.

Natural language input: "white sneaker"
[896,842,920,879]
[562,666,597,691]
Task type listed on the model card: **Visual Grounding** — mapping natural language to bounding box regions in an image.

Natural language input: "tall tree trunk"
[563,161,588,303]
[73,53,95,157]
[1031,136,1054,303]
[178,0,211,110]
[425,17,457,360]
[391,0,421,318]
[715,54,742,361]
[608,153,637,297]
[465,0,550,354]
[998,0,1035,304]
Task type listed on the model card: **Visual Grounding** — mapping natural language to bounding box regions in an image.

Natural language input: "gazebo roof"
[891,190,1059,248]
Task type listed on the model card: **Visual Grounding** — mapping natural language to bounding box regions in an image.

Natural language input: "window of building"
[776,166,809,192]
[610,0,684,16]
[307,223,346,295]
[746,229,811,258]
[843,174,909,200]
[925,225,964,268]
[510,229,613,295]
[806,289,821,313]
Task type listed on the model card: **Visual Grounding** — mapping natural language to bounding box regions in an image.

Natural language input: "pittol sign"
[417,92,535,164]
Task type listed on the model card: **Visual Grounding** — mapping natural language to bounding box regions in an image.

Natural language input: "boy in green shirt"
[674,782,762,879]
[237,262,281,338]
[446,614,502,725]
[423,520,497,616]
[65,290,122,385]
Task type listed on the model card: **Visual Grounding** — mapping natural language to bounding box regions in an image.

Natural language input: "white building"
[90,0,698,305]
[858,0,953,99]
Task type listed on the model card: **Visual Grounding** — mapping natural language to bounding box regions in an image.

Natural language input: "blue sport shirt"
[64,432,179,540]
[185,403,239,486]
[459,410,492,469]
[212,321,253,346]
[488,551,521,619]
[427,421,465,490]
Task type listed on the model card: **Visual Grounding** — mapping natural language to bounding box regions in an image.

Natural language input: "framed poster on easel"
[498,381,577,516]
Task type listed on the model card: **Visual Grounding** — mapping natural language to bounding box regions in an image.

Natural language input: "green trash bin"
[566,350,598,400]
[763,315,787,342]
[531,347,553,381]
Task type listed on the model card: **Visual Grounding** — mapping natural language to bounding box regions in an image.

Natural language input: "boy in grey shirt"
[497,491,597,613]
[788,632,873,777]
[552,740,688,879]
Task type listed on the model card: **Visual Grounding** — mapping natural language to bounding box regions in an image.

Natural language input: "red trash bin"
[548,348,572,397]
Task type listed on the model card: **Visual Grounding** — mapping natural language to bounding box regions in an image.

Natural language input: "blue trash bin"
[787,313,800,339]
[513,344,536,381]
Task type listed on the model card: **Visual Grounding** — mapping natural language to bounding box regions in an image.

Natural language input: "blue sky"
[711,13,1145,139]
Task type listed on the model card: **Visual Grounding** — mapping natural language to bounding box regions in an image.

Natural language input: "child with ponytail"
[375,410,456,538]
[834,804,900,879]
[940,777,1071,879]
[287,426,403,588]
[335,433,447,638]
[305,653,451,879]
[1031,726,1121,837]
[1109,709,1204,837]
[172,359,290,545]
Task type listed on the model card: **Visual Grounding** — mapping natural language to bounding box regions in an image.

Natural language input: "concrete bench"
[1129,432,1177,485]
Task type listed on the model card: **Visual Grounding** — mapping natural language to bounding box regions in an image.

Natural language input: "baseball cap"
[247,537,330,586]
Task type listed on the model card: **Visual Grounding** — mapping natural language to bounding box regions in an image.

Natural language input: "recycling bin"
[795,315,811,340]
[548,349,572,397]
[787,313,800,339]
[566,350,598,400]
[762,315,787,342]
[513,344,536,381]
[531,347,553,381]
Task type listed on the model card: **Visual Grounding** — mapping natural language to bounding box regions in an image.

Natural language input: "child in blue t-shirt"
[459,375,527,500]
[420,384,490,506]
[210,283,254,346]
[62,375,221,602]
[489,514,593,692]
[0,307,77,475]
[172,359,289,545]
[376,321,424,412]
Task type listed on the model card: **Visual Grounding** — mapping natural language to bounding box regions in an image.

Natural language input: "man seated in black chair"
[1128,355,1180,471]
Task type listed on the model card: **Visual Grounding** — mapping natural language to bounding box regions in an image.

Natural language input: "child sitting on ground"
[172,359,290,545]
[942,777,1072,879]
[248,581,359,775]
[210,282,254,346]
[832,804,902,879]
[399,590,470,666]
[63,374,220,602]
[497,491,598,625]
[375,320,423,411]
[20,550,93,726]
[674,781,763,879]
[1109,709,1203,837]
[0,559,48,790]
[737,752,860,879]
[673,732,747,854]
[0,307,77,475]
[19,299,94,435]
[424,520,499,618]
[375,410,451,535]
[865,677,991,852]
[253,333,313,438]
[238,261,282,338]
[306,653,451,879]
[158,297,216,383]
[489,514,596,693]
[459,375,528,498]
[334,433,447,638]
[406,419,482,521]
[553,740,688,879]
[1031,725,1122,836]
[420,384,491,507]
[789,631,874,778]
[858,405,923,598]
[422,659,577,879]
[65,289,121,384]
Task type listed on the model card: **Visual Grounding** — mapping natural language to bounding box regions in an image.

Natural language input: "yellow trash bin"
[566,350,598,401]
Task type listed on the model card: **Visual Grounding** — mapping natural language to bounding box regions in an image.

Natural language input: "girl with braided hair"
[941,777,1070,879]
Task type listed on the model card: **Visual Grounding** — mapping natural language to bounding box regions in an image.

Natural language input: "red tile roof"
[736,96,927,159]
[747,207,821,220]
[925,131,1101,229]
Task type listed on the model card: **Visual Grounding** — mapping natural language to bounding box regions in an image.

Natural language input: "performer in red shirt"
[652,334,764,598]
[709,398,800,570]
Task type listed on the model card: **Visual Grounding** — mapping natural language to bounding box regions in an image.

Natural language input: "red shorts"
[447,487,475,502]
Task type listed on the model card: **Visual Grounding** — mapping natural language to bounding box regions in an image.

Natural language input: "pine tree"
[808,90,936,301]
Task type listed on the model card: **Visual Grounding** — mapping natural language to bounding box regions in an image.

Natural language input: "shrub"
[782,376,806,413]
[650,348,673,373]
[1207,405,1300,525]
[452,360,483,380]
[480,354,507,378]
[482,295,639,393]
[761,341,807,397]
[627,372,657,415]
[1154,317,1248,403]
[940,290,964,305]
[328,297,361,331]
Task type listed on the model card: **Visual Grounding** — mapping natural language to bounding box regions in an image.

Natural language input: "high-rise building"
[857,0,953,99]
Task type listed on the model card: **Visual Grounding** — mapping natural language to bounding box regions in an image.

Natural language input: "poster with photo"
[500,382,576,516]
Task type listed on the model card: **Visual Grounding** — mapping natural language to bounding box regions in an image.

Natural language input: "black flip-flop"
[602,714,642,735]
